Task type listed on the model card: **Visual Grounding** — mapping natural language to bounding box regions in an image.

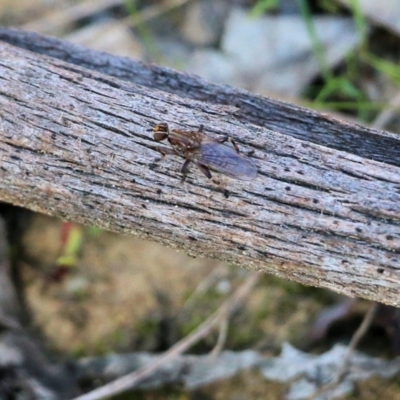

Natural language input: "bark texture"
[0,28,400,305]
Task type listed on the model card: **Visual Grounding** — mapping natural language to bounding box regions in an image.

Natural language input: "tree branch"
[0,28,400,305]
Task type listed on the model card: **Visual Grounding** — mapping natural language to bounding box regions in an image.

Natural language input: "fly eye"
[154,131,168,141]
[152,123,169,141]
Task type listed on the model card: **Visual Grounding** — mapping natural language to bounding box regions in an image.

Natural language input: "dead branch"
[307,302,379,400]
[73,272,261,400]
[0,28,400,306]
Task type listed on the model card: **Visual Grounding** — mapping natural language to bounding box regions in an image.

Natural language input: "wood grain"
[1,29,400,305]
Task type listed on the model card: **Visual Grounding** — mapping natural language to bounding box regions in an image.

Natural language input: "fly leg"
[218,136,254,156]
[155,146,178,159]
[154,146,178,168]
[180,159,192,182]
[197,163,212,179]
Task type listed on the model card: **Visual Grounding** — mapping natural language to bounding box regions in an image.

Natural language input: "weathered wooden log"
[0,28,400,305]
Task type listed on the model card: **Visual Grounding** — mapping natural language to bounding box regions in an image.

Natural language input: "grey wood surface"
[1,28,400,305]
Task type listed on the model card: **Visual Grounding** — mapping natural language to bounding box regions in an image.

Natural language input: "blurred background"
[1,0,400,399]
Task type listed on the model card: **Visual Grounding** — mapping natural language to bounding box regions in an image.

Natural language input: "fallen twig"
[73,272,261,400]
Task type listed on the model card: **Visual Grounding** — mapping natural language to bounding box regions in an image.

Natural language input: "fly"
[151,122,257,181]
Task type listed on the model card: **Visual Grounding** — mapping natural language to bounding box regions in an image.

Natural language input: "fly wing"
[199,143,257,181]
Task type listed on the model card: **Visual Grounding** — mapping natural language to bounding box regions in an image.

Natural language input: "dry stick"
[306,302,378,400]
[23,0,191,38]
[183,265,227,309]
[73,272,261,400]
[1,33,400,305]
[124,0,192,26]
[66,0,193,41]
[371,91,400,130]
[209,318,229,358]
[22,0,124,34]
[338,303,379,376]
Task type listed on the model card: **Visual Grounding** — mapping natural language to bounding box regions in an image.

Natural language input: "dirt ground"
[17,213,400,399]
[21,213,324,357]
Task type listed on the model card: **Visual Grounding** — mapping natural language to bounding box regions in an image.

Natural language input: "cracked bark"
[0,28,400,305]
